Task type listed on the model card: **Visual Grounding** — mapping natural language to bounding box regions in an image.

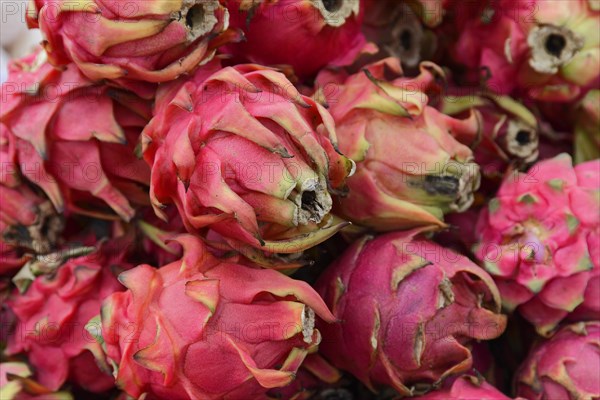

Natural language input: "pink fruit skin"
[101,235,336,399]
[314,230,507,395]
[27,0,231,93]
[223,0,367,79]
[142,61,354,254]
[5,241,131,392]
[0,123,61,275]
[0,49,151,222]
[315,58,481,230]
[516,321,600,400]
[474,154,599,336]
[415,375,523,399]
[451,0,600,102]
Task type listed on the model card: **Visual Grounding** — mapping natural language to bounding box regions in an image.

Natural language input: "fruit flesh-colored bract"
[315,230,507,396]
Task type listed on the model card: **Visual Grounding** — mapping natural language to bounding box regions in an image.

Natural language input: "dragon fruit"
[142,61,355,256]
[315,58,481,230]
[26,0,231,95]
[222,0,366,79]
[415,375,521,399]
[0,49,151,222]
[0,362,74,399]
[5,240,132,392]
[314,230,507,396]
[363,0,438,68]
[266,354,343,400]
[451,0,600,102]
[441,92,539,180]
[474,154,600,336]
[574,89,600,163]
[0,124,62,275]
[100,234,336,399]
[516,321,600,400]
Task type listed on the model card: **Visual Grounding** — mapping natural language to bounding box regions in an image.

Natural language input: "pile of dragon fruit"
[1,0,599,399]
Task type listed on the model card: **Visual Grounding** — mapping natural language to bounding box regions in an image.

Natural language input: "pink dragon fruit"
[574,89,600,163]
[142,61,355,257]
[0,49,151,222]
[26,0,231,95]
[516,321,600,400]
[314,230,507,396]
[315,58,481,230]
[266,354,343,400]
[440,92,539,181]
[222,0,367,79]
[451,0,600,102]
[474,154,599,336]
[415,375,522,400]
[0,362,73,399]
[5,240,132,392]
[0,124,62,275]
[100,234,336,399]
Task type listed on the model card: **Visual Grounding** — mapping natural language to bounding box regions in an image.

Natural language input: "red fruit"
[100,235,336,399]
[223,0,367,79]
[415,375,522,399]
[516,321,600,400]
[315,230,507,396]
[0,49,151,222]
[5,240,132,392]
[27,0,232,94]
[142,61,355,256]
[474,155,600,336]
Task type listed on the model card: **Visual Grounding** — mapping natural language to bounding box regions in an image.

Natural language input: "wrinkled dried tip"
[292,178,333,226]
[302,306,316,344]
[178,0,220,42]
[504,119,539,163]
[450,161,481,213]
[312,0,360,27]
[527,24,584,74]
[385,3,424,68]
[4,201,63,255]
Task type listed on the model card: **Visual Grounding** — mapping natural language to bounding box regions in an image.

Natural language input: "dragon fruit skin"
[100,235,336,399]
[222,0,366,79]
[27,0,231,93]
[516,321,600,400]
[415,375,522,400]
[0,124,62,275]
[440,92,540,182]
[314,230,507,396]
[0,362,74,400]
[315,58,481,231]
[451,0,599,102]
[574,89,600,163]
[0,50,151,222]
[5,241,132,392]
[142,61,355,255]
[474,154,600,336]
